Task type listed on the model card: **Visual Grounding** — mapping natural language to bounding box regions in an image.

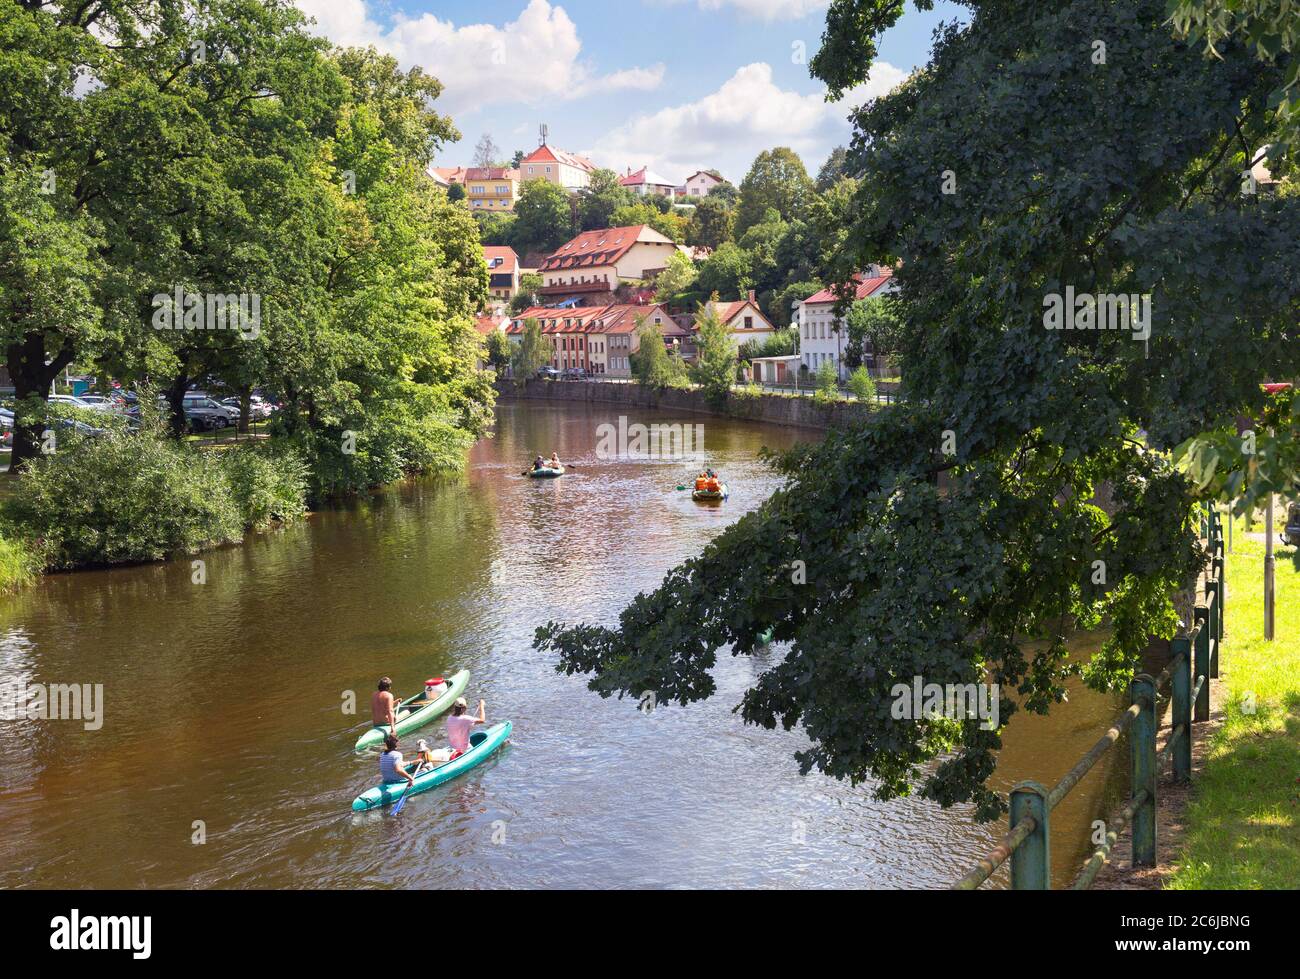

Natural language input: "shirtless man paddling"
[371,677,404,735]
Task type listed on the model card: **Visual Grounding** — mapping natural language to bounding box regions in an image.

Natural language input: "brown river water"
[0,401,1128,889]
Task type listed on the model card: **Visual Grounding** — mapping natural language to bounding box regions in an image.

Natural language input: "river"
[0,400,1128,889]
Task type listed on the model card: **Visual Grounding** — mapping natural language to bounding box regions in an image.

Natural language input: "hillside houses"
[506,302,689,378]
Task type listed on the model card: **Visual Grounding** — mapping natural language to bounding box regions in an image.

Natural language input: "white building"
[796,267,898,378]
[680,170,725,198]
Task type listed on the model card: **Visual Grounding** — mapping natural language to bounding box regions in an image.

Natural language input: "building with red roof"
[506,302,684,377]
[538,225,681,304]
[484,246,521,305]
[520,143,597,191]
[700,290,777,349]
[618,167,679,198]
[797,266,899,378]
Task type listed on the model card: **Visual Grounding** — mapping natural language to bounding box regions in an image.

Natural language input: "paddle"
[391,763,423,815]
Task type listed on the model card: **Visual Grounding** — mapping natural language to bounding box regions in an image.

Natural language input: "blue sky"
[295,0,964,183]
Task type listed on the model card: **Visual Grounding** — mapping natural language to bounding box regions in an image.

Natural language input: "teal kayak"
[353,670,470,753]
[529,467,565,479]
[352,721,512,811]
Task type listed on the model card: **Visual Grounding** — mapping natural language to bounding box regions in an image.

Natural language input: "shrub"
[0,533,40,593]
[847,366,877,401]
[221,445,309,529]
[5,427,243,569]
[812,361,841,404]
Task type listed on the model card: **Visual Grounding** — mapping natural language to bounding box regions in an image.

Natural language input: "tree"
[511,179,573,254]
[1170,0,1300,151]
[510,274,543,315]
[707,181,740,206]
[847,365,877,401]
[0,168,104,469]
[773,281,823,330]
[510,318,548,381]
[630,317,684,389]
[694,242,753,299]
[473,133,503,168]
[816,146,852,191]
[691,306,739,404]
[686,196,735,251]
[540,0,1300,822]
[448,182,466,203]
[812,359,840,401]
[735,147,814,234]
[611,202,687,242]
[654,250,698,303]
[578,169,636,230]
[511,150,525,169]
[844,296,903,369]
[485,330,511,371]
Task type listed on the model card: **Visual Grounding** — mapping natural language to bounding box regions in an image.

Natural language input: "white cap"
[454,697,468,708]
[417,739,429,751]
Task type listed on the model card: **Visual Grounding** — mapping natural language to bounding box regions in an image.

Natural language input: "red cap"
[426,678,444,685]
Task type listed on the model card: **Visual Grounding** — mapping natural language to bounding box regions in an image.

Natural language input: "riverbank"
[497,378,882,431]
[1165,525,1300,888]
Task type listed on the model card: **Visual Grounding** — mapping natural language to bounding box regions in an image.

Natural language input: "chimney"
[747,289,756,304]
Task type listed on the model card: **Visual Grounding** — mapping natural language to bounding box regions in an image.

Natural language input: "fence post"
[1170,636,1192,783]
[1131,674,1158,867]
[1204,579,1219,680]
[1194,607,1211,722]
[1009,781,1051,890]
[1214,551,1226,646]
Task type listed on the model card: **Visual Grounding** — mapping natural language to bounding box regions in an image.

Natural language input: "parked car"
[1283,503,1300,548]
[561,368,589,381]
[536,367,561,380]
[157,395,234,431]
[76,394,126,412]
[219,396,274,421]
[48,394,112,413]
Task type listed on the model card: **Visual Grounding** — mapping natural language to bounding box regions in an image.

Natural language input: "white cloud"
[585,61,906,183]
[294,0,662,115]
[653,0,829,21]
[696,0,830,21]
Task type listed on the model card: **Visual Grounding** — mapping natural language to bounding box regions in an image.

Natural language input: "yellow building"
[464,167,521,212]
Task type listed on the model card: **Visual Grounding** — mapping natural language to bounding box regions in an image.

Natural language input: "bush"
[221,445,309,529]
[3,415,309,569]
[847,366,877,401]
[5,428,244,569]
[0,533,40,593]
[812,360,841,404]
[279,409,474,502]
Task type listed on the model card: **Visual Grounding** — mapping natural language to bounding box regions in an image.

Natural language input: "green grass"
[1167,514,1300,889]
[0,533,39,594]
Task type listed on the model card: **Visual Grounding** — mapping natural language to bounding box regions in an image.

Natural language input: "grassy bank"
[0,534,40,593]
[1168,515,1300,889]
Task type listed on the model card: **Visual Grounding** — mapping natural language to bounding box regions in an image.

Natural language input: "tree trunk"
[164,373,190,439]
[5,334,74,473]
[238,384,251,436]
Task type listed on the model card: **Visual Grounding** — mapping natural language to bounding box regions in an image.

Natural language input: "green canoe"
[529,466,565,479]
[353,669,470,753]
[352,721,512,811]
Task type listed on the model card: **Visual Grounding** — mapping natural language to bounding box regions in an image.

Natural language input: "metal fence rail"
[952,506,1225,890]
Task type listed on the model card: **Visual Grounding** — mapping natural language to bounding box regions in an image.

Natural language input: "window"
[528,167,534,175]
[744,316,753,329]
